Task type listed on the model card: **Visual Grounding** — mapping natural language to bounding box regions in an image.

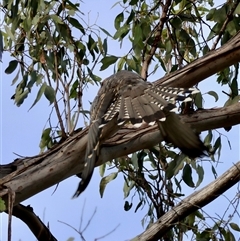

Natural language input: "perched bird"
[73,70,207,197]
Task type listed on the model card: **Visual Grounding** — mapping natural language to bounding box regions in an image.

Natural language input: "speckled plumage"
[73,70,206,197]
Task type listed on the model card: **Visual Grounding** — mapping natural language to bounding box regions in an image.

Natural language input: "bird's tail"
[72,119,102,198]
[157,111,207,158]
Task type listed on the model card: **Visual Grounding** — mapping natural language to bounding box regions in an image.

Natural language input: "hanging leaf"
[68,17,85,34]
[44,85,55,105]
[11,69,20,86]
[124,201,132,211]
[204,130,213,145]
[39,127,53,151]
[99,163,106,177]
[207,91,219,102]
[182,164,195,188]
[99,172,118,197]
[134,200,143,213]
[113,24,130,40]
[229,222,240,232]
[99,27,112,37]
[114,12,124,30]
[29,83,46,110]
[100,55,118,71]
[195,165,204,188]
[5,60,18,74]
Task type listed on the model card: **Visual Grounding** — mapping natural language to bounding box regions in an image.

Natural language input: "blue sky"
[0,1,239,241]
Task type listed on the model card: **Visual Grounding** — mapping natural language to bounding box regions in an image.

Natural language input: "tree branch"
[130,161,240,241]
[7,204,58,241]
[156,30,240,88]
[0,103,239,206]
[1,32,240,207]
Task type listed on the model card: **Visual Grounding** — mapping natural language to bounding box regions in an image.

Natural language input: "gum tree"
[0,0,240,240]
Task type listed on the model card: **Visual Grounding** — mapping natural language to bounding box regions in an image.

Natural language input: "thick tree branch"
[130,161,240,241]
[0,103,239,206]
[1,32,240,208]
[156,30,240,88]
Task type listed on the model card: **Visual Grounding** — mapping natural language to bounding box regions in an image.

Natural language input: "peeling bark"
[0,103,239,206]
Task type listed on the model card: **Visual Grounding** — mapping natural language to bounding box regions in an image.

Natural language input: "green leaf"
[99,172,118,197]
[207,23,221,41]
[5,60,18,74]
[213,137,221,151]
[44,85,55,104]
[39,127,52,150]
[194,92,203,108]
[82,59,89,65]
[114,12,124,30]
[207,91,219,102]
[123,178,135,198]
[117,57,125,71]
[102,38,108,56]
[50,14,63,24]
[100,55,118,71]
[182,164,195,188]
[29,83,46,110]
[166,154,186,179]
[131,153,138,170]
[99,163,106,177]
[4,25,15,41]
[195,165,204,188]
[99,27,112,37]
[126,10,135,25]
[87,67,101,82]
[206,8,216,20]
[230,222,240,232]
[69,17,85,34]
[134,200,143,213]
[165,39,172,54]
[211,165,218,179]
[204,130,213,145]
[170,17,182,29]
[124,201,132,211]
[230,77,238,98]
[14,89,29,107]
[66,238,75,241]
[0,198,6,212]
[11,68,20,86]
[113,24,129,40]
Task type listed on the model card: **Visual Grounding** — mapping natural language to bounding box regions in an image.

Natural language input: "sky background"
[0,1,240,241]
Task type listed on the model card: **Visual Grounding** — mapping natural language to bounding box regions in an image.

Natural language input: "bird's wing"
[73,71,206,197]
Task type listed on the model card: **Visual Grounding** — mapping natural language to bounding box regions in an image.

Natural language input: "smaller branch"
[70,64,84,134]
[7,188,15,241]
[43,62,67,139]
[211,2,240,50]
[141,0,172,79]
[53,51,72,135]
[131,161,240,241]
[7,204,58,241]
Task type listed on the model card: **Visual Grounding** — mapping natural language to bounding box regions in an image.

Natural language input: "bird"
[72,70,207,198]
